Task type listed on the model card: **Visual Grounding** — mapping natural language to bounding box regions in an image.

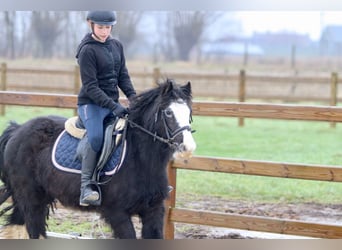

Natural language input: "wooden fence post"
[153,67,161,86]
[73,65,81,116]
[73,65,80,95]
[0,63,7,116]
[238,69,246,127]
[243,43,248,66]
[330,72,338,128]
[163,161,177,239]
[291,44,296,69]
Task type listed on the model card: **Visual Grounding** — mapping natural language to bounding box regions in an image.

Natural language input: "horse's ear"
[163,79,174,94]
[181,81,192,97]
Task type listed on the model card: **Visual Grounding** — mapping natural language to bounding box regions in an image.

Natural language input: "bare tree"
[17,12,31,57]
[159,12,177,62]
[4,11,16,59]
[112,11,144,55]
[53,11,88,58]
[61,12,71,57]
[31,11,63,58]
[170,11,222,61]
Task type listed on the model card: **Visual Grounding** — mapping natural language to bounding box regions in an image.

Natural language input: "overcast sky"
[235,11,342,40]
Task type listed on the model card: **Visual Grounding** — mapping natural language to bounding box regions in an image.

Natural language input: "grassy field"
[0,106,342,204]
[179,116,342,203]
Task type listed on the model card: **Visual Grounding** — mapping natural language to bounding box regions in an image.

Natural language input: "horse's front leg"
[103,211,136,239]
[140,203,165,239]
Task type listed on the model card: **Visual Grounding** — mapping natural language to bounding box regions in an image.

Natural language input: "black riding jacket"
[76,33,136,111]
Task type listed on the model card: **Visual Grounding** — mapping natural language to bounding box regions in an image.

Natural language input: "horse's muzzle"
[173,133,196,159]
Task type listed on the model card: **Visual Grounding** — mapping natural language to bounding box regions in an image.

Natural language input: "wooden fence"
[1,62,340,127]
[164,102,342,239]
[0,91,342,238]
[0,62,340,103]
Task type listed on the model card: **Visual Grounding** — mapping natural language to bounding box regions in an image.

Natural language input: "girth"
[93,117,127,183]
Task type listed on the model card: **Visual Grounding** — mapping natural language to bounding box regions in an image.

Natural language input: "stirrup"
[80,191,100,206]
[79,184,102,206]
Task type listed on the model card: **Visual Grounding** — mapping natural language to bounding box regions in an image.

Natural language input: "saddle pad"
[52,130,126,176]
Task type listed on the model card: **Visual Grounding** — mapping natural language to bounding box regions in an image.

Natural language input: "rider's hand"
[112,103,129,118]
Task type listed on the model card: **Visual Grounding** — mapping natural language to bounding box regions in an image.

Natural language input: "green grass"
[1,107,342,204]
[191,116,342,165]
[46,214,112,238]
[0,106,74,131]
[177,116,342,203]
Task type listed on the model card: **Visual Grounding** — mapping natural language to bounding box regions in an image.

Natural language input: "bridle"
[125,108,194,150]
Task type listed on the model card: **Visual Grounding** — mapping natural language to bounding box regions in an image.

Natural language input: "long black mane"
[129,79,192,131]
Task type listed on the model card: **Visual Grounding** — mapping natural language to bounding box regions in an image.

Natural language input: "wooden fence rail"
[172,156,342,182]
[1,63,339,128]
[0,91,342,238]
[0,63,340,102]
[2,91,342,122]
[169,208,342,239]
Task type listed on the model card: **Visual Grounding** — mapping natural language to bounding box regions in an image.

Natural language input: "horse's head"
[128,79,196,157]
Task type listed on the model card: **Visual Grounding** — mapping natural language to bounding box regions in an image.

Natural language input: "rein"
[124,111,193,150]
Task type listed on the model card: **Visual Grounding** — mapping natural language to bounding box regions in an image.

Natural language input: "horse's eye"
[164,109,173,118]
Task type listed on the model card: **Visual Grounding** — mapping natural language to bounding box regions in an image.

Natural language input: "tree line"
[1,11,222,61]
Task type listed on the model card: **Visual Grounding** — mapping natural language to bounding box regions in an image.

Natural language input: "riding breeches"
[77,104,112,152]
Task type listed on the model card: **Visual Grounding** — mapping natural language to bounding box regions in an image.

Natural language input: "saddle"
[63,116,127,182]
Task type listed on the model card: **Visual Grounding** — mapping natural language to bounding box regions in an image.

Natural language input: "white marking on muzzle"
[169,101,197,156]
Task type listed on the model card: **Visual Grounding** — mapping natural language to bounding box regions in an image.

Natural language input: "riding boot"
[79,142,100,206]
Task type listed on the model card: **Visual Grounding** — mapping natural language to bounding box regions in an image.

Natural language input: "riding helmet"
[86,11,117,26]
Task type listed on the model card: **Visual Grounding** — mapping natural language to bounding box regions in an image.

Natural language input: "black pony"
[0,79,196,239]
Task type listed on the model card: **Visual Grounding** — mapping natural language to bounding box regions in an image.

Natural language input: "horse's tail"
[0,121,20,176]
[0,121,20,207]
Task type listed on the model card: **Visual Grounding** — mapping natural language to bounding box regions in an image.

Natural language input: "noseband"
[126,109,194,150]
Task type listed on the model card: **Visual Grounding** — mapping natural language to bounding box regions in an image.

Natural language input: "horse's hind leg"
[24,205,49,238]
[11,190,49,238]
[7,205,25,225]
[1,205,28,239]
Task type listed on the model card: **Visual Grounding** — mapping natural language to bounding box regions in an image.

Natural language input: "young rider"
[75,11,136,206]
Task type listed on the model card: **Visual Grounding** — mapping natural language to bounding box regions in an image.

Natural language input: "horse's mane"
[128,79,192,132]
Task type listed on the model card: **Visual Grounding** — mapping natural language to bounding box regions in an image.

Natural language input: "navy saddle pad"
[52,130,126,176]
